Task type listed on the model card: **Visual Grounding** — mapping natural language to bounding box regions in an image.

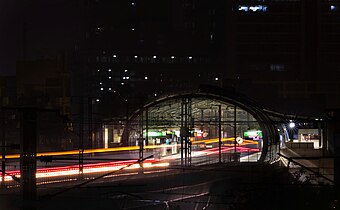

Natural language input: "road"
[0,144,260,188]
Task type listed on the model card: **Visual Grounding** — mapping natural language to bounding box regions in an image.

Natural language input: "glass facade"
[125,94,280,164]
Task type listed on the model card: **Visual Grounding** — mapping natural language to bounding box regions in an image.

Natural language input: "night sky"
[0,0,81,76]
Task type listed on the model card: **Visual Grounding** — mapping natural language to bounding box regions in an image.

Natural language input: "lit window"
[134,55,138,59]
[238,5,267,12]
[99,82,102,85]
[97,27,101,30]
[131,2,135,6]
[100,88,104,91]
[270,64,285,72]
[108,69,111,72]
[131,28,135,31]
[123,77,126,80]
[97,69,100,72]
[189,56,193,59]
[109,76,112,79]
[126,76,130,80]
[124,69,128,72]
[154,93,157,97]
[145,76,148,80]
[109,88,112,91]
[153,55,157,59]
[249,6,260,12]
[121,82,124,85]
[238,5,248,11]
[113,55,117,58]
[215,77,219,81]
[96,99,100,102]
[171,56,175,59]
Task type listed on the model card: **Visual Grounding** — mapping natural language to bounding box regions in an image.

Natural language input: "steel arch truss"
[126,90,280,163]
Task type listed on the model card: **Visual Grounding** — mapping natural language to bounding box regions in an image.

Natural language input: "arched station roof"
[128,86,281,162]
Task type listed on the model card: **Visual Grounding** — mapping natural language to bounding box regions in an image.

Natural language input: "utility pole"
[218,105,222,163]
[145,108,148,146]
[79,97,84,177]
[234,106,237,161]
[1,110,5,188]
[21,108,37,209]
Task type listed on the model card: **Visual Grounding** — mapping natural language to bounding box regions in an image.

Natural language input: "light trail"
[0,158,169,183]
[5,138,259,159]
[0,145,259,184]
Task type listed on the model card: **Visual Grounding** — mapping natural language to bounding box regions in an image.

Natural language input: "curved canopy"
[127,87,280,162]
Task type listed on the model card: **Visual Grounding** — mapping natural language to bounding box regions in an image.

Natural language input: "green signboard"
[244,130,262,138]
[143,131,163,137]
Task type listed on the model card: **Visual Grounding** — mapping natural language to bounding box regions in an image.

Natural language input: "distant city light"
[124,69,128,72]
[171,56,175,59]
[131,28,135,31]
[331,5,337,11]
[97,69,100,72]
[123,77,126,80]
[126,76,130,80]
[154,93,157,97]
[121,82,124,85]
[153,55,157,59]
[113,55,117,58]
[215,77,219,81]
[109,76,112,79]
[96,99,100,102]
[189,56,193,59]
[238,5,267,12]
[108,88,112,91]
[131,2,135,6]
[134,55,138,58]
[108,69,111,72]
[100,88,104,91]
[99,82,102,85]
[144,76,148,80]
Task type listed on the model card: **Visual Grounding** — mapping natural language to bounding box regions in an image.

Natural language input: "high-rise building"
[70,0,340,147]
[227,0,340,114]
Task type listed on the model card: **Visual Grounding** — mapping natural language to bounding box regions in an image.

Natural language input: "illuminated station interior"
[104,94,275,163]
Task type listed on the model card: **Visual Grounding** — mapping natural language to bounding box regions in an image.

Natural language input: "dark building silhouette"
[69,0,340,147]
[16,57,70,115]
[0,76,16,107]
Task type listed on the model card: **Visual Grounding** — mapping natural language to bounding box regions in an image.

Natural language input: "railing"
[277,153,334,185]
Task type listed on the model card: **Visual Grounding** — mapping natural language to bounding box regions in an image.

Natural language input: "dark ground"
[0,162,338,210]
